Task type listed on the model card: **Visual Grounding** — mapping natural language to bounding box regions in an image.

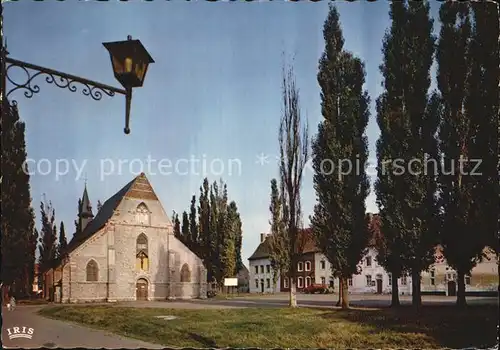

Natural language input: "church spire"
[79,183,94,231]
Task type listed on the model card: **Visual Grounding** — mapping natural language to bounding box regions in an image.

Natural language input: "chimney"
[260,233,265,243]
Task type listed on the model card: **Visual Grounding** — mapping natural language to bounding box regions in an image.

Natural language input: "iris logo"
[6,326,35,340]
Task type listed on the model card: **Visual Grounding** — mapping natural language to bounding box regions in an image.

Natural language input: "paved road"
[150,293,499,309]
[1,305,163,349]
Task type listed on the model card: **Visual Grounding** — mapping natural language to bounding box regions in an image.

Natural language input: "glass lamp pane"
[135,62,146,83]
[125,58,133,73]
[112,56,124,74]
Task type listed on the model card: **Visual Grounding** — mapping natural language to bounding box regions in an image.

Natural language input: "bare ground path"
[1,305,163,349]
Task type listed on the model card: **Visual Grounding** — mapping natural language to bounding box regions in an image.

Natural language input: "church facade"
[45,173,207,303]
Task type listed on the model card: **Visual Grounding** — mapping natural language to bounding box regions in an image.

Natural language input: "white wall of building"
[248,258,280,293]
[313,253,335,288]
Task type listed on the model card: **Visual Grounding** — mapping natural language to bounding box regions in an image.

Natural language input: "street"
[168,293,499,309]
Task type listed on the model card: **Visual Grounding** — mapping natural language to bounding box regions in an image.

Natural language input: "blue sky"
[4,1,441,264]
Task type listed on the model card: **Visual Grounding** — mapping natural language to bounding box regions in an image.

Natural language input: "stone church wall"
[61,174,208,303]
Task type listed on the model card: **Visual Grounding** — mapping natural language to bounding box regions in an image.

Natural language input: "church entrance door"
[136,279,148,301]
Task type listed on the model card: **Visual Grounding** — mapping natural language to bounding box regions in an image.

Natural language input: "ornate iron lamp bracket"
[5,57,127,106]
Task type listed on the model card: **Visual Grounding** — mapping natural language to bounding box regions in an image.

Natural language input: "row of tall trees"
[268,5,371,309]
[269,1,498,310]
[173,178,243,287]
[37,198,69,288]
[376,0,499,308]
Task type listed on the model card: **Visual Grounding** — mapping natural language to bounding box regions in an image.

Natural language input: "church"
[43,173,207,303]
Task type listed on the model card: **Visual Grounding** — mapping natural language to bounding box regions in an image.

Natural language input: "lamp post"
[0,6,154,135]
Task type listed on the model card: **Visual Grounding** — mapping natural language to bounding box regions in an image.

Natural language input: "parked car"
[303,284,329,294]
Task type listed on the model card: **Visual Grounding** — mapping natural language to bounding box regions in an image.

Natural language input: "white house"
[248,234,280,293]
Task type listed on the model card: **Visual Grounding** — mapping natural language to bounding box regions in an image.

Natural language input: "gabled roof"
[66,173,157,254]
[248,228,320,261]
[248,234,273,261]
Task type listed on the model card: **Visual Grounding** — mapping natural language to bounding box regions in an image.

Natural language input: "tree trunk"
[289,278,297,308]
[391,272,401,307]
[336,277,342,307]
[411,270,421,308]
[341,277,349,309]
[456,269,467,307]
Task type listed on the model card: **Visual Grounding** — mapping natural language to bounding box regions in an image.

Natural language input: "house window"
[266,278,270,288]
[297,277,303,288]
[366,275,372,287]
[401,275,407,285]
[430,270,435,286]
[305,261,311,271]
[86,260,98,282]
[305,276,311,287]
[284,277,289,288]
[321,277,326,285]
[266,265,271,273]
[255,266,258,274]
[388,273,392,286]
[297,262,304,272]
[136,203,150,225]
[329,279,334,288]
[366,256,372,267]
[260,265,264,273]
[320,260,326,270]
[465,274,471,285]
[136,233,149,271]
[348,278,353,286]
[180,264,191,282]
[255,279,259,288]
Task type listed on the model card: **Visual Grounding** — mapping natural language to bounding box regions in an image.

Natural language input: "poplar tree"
[1,101,36,295]
[181,211,190,246]
[228,201,243,272]
[38,200,57,287]
[198,178,212,281]
[468,2,499,258]
[274,61,309,308]
[375,0,439,307]
[189,195,199,255]
[57,221,68,261]
[74,198,82,234]
[172,211,181,242]
[437,1,499,306]
[310,4,370,309]
[268,178,288,291]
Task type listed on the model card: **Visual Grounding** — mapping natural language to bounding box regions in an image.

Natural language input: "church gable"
[112,173,172,229]
[124,173,159,201]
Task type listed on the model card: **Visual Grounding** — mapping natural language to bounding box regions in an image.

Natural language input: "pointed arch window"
[86,260,98,282]
[136,203,150,225]
[180,263,191,282]
[136,233,149,271]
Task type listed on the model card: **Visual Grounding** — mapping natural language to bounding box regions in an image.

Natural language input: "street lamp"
[1,28,154,135]
[103,35,155,134]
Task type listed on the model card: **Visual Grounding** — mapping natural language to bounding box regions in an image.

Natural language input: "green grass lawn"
[38,304,498,348]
